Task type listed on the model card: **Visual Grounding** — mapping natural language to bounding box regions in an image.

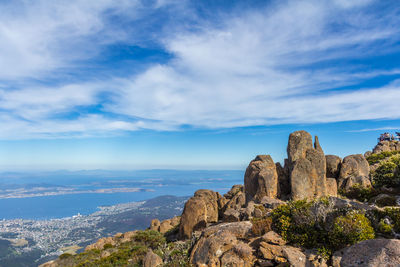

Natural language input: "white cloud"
[1,0,400,139]
[0,0,140,79]
[108,0,400,128]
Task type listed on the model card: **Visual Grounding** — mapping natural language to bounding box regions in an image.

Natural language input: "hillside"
[42,131,400,267]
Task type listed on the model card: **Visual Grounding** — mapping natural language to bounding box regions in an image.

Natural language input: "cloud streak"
[1,0,400,139]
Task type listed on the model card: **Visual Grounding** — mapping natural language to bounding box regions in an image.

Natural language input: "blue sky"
[0,0,400,170]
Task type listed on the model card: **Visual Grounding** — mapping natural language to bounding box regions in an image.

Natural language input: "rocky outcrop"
[179,189,221,239]
[287,131,328,200]
[150,217,180,234]
[244,155,278,202]
[190,221,254,267]
[373,140,400,154]
[143,249,163,267]
[326,155,341,179]
[85,237,116,251]
[150,219,160,231]
[338,154,371,190]
[332,238,400,267]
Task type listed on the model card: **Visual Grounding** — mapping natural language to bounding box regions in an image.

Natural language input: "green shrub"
[329,212,375,251]
[271,200,325,248]
[378,219,393,234]
[133,230,166,249]
[339,184,378,202]
[103,243,113,249]
[271,199,375,256]
[382,208,400,232]
[367,151,400,165]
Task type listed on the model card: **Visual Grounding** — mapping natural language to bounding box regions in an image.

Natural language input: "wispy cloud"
[1,0,400,139]
[348,126,400,133]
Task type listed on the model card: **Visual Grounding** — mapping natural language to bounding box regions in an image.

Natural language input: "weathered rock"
[282,246,307,267]
[85,237,115,251]
[260,196,285,209]
[287,130,313,164]
[179,189,221,239]
[338,154,370,190]
[159,216,180,234]
[244,155,278,202]
[262,231,286,246]
[224,184,243,199]
[343,175,372,191]
[223,208,241,222]
[332,238,400,267]
[143,249,163,267]
[373,140,400,154]
[291,158,318,200]
[305,249,328,267]
[287,131,328,200]
[190,221,254,266]
[259,242,284,261]
[325,155,341,179]
[326,178,338,197]
[364,151,372,158]
[224,191,246,211]
[150,219,160,231]
[220,242,254,267]
[306,146,327,197]
[194,189,221,222]
[120,231,137,243]
[243,201,255,220]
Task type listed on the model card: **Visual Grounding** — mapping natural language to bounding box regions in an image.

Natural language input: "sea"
[0,169,244,220]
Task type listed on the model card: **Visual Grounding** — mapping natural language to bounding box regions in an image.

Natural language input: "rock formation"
[338,154,371,190]
[179,189,222,239]
[287,131,328,200]
[143,249,163,267]
[373,140,400,154]
[189,221,254,266]
[332,239,400,267]
[244,155,278,202]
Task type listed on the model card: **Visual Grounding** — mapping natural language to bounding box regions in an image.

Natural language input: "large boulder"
[190,221,254,267]
[287,131,328,200]
[326,155,341,179]
[373,140,400,154]
[159,216,180,234]
[143,249,163,267]
[332,239,400,267]
[244,155,278,202]
[338,154,371,190]
[179,189,221,239]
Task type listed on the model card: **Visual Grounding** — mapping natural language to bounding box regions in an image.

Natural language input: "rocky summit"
[43,130,400,267]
